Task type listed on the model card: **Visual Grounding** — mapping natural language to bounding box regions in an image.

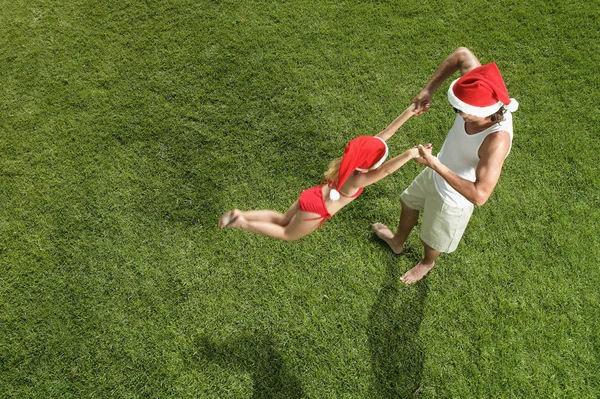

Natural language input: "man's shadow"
[196,333,304,399]
[367,252,428,398]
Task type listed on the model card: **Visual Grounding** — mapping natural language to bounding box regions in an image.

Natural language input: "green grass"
[1,0,599,397]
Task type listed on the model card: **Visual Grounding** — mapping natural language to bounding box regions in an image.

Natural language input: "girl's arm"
[353,145,432,187]
[375,104,416,142]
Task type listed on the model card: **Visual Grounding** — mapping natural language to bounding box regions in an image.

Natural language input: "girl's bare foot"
[372,223,403,254]
[400,261,434,284]
[219,209,242,228]
[227,209,244,228]
[218,211,234,228]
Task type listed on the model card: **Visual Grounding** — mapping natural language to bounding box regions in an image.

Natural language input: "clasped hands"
[413,143,438,168]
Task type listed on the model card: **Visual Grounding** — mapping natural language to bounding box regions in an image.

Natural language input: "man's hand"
[414,144,437,167]
[411,88,433,116]
[411,47,481,117]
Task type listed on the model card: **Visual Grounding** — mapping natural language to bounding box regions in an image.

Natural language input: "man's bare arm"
[412,47,482,115]
[415,131,511,206]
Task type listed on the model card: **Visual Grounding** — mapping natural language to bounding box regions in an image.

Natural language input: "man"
[373,47,518,284]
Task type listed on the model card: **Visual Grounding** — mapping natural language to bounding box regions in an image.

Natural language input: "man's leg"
[400,240,440,284]
[372,200,419,254]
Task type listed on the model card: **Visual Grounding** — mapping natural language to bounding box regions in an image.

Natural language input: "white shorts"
[400,168,474,253]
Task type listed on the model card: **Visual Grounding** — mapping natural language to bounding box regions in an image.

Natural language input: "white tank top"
[433,112,514,208]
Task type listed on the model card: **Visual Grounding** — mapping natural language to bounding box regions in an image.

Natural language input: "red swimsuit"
[298,185,364,226]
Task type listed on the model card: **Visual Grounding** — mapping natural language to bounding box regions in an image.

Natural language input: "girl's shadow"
[368,252,428,398]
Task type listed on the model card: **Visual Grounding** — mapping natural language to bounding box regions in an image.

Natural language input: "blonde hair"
[324,156,342,183]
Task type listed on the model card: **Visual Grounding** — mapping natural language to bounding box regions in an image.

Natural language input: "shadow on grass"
[368,253,429,398]
[367,228,421,260]
[196,334,304,399]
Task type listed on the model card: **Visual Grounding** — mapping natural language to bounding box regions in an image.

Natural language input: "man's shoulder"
[486,114,513,144]
[481,130,511,159]
[484,130,511,145]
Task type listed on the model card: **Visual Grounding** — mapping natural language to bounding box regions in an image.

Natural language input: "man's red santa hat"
[329,136,388,201]
[447,62,518,117]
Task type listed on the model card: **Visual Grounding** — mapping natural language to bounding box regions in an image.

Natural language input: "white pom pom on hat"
[448,62,518,117]
[329,188,341,201]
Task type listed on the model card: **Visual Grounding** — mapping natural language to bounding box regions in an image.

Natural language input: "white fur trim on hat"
[448,79,519,117]
[505,98,519,113]
[447,79,503,117]
[355,137,389,172]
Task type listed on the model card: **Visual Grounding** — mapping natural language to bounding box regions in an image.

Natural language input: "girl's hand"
[410,146,421,159]
[408,102,419,115]
[420,143,433,154]
[412,143,432,158]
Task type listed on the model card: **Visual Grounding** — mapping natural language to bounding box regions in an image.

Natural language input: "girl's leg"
[219,201,298,228]
[230,201,322,241]
[219,209,291,228]
[239,210,288,224]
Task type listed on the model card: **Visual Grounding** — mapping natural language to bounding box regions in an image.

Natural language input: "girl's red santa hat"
[329,136,388,201]
[447,62,518,118]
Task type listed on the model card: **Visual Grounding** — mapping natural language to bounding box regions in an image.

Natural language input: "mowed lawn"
[0,0,599,397]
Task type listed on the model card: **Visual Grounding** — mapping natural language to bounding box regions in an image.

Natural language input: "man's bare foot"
[372,223,403,254]
[218,209,242,228]
[400,261,434,284]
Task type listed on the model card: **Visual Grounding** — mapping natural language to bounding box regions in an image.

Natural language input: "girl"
[218,105,431,241]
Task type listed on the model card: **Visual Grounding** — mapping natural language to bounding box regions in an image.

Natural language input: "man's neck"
[464,118,494,135]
